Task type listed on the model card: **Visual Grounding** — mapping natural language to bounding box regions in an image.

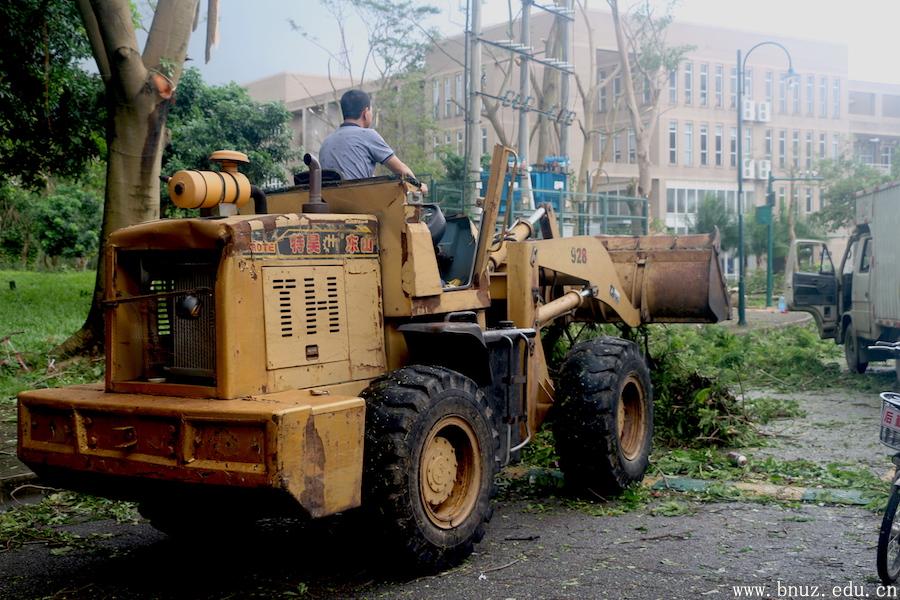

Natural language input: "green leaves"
[161,68,296,199]
[0,0,104,189]
[813,157,892,231]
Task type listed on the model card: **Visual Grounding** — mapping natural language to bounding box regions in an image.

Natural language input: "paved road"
[0,384,893,599]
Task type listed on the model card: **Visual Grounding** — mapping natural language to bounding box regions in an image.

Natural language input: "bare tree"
[572,0,621,195]
[608,0,690,209]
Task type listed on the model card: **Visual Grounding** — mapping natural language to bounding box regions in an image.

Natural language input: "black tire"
[878,486,900,584]
[362,365,500,572]
[844,323,869,374]
[552,336,653,495]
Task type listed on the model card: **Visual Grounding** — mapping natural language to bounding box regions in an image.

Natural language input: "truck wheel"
[362,365,500,572]
[553,336,653,495]
[844,323,869,374]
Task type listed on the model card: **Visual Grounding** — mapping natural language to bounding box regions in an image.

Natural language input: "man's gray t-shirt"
[319,123,395,180]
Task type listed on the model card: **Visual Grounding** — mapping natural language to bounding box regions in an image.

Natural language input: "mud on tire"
[552,336,653,496]
[362,365,500,572]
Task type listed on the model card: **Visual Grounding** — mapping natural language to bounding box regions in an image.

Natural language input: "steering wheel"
[419,203,446,245]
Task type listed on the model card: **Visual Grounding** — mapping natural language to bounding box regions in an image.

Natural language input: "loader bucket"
[598,232,730,323]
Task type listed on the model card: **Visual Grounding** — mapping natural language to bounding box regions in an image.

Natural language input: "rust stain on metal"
[299,416,326,513]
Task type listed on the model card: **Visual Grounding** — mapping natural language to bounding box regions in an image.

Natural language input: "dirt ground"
[1,368,896,600]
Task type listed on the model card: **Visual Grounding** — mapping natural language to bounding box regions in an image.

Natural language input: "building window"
[457,130,464,154]
[668,68,677,104]
[668,121,677,164]
[832,133,840,159]
[714,125,723,166]
[445,132,451,146]
[684,62,693,105]
[730,67,737,108]
[792,77,800,115]
[667,186,736,235]
[730,127,737,167]
[805,188,813,213]
[744,67,753,100]
[444,78,451,118]
[806,75,815,115]
[599,69,608,112]
[820,77,828,118]
[819,133,826,159]
[778,186,785,210]
[805,132,813,169]
[700,124,708,166]
[699,64,708,106]
[765,71,773,103]
[432,79,440,119]
[882,145,894,167]
[684,121,693,165]
[628,128,636,163]
[778,74,787,114]
[614,75,622,99]
[778,130,787,168]
[432,135,439,159]
[765,129,773,160]
[455,73,463,116]
[792,130,800,168]
[715,64,723,108]
[833,79,841,118]
[613,133,621,162]
[743,127,752,158]
[642,75,651,105]
[482,128,488,155]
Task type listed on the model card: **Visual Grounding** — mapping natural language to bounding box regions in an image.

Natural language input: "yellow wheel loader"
[18,145,728,570]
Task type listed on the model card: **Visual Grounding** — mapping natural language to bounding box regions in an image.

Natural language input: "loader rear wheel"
[553,336,653,495]
[362,365,500,572]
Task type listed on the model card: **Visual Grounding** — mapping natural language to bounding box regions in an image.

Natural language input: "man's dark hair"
[340,89,371,120]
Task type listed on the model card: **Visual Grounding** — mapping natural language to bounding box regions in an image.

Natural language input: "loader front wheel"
[553,336,653,496]
[362,365,500,572]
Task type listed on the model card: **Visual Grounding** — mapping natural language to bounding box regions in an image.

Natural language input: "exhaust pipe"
[302,153,327,214]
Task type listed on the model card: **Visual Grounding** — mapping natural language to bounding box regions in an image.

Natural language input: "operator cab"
[278,170,479,289]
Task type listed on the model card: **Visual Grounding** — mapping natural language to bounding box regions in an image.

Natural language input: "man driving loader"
[320,89,427,194]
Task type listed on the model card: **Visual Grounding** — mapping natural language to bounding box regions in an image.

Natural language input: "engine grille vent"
[272,278,297,337]
[263,266,348,369]
[303,275,341,336]
[149,279,173,336]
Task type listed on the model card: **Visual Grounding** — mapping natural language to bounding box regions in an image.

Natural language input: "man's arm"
[383,155,428,194]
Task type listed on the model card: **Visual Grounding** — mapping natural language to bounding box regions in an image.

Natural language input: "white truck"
[786,181,900,374]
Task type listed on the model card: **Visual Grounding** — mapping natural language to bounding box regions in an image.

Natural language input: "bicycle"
[873,341,900,584]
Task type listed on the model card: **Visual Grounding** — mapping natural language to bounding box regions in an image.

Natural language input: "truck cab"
[787,220,895,374]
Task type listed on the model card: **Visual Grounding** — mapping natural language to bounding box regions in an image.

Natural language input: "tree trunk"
[56,0,198,357]
[535,17,561,162]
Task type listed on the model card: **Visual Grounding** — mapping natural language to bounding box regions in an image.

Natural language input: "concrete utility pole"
[466,0,482,212]
[518,0,534,210]
[559,0,571,160]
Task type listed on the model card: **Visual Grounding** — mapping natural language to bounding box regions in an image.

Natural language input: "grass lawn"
[0,270,101,418]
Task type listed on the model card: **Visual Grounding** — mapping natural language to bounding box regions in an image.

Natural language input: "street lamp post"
[736,42,795,326]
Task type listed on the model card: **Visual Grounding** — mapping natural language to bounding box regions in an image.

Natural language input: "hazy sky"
[180,0,900,86]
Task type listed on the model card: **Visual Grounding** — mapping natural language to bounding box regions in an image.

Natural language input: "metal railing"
[429,181,649,236]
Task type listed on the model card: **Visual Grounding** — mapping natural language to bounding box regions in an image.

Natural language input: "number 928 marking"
[570,247,587,264]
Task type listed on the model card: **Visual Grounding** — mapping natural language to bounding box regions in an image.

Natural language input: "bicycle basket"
[880,392,900,449]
